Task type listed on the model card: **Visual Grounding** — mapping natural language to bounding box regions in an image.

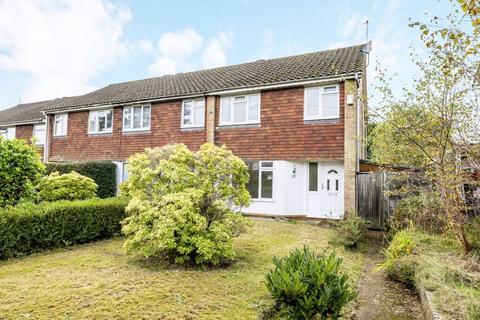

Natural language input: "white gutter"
[44,73,362,114]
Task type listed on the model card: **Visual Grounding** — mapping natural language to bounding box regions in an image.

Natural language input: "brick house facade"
[0,44,370,218]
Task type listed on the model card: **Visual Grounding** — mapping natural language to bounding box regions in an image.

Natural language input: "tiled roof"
[0,43,367,123]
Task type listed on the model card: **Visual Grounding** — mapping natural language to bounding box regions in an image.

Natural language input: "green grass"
[0,219,366,319]
[411,232,480,319]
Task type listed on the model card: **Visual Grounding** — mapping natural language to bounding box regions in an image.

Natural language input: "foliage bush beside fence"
[46,161,117,198]
[0,197,128,259]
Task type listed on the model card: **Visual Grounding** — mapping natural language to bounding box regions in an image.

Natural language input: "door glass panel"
[327,179,330,191]
[336,179,339,191]
[247,161,259,198]
[261,170,273,198]
[309,163,318,191]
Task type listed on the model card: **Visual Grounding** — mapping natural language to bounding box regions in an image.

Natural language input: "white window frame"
[304,84,340,120]
[181,99,205,128]
[1,127,16,140]
[53,114,68,137]
[33,124,46,146]
[123,105,151,132]
[220,93,261,126]
[88,109,113,134]
[248,160,274,201]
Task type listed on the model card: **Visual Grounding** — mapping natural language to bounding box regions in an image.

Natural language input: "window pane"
[122,163,129,182]
[194,103,204,126]
[143,106,150,128]
[98,112,106,132]
[133,107,142,129]
[89,114,97,132]
[306,88,320,117]
[220,97,231,123]
[34,125,46,145]
[322,93,338,118]
[106,110,112,130]
[183,103,192,126]
[309,162,318,191]
[248,94,260,121]
[124,108,131,129]
[233,101,246,123]
[247,161,259,198]
[261,161,273,168]
[323,86,337,93]
[261,170,273,199]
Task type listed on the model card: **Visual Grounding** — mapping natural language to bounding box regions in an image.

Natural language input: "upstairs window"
[182,99,205,128]
[33,124,46,145]
[304,85,340,120]
[89,109,113,134]
[220,93,260,125]
[246,160,274,200]
[124,105,151,131]
[54,114,68,136]
[0,127,15,140]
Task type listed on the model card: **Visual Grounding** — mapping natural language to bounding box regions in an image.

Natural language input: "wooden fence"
[356,171,392,230]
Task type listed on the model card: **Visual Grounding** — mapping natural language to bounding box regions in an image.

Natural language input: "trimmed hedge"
[46,161,117,198]
[0,197,128,259]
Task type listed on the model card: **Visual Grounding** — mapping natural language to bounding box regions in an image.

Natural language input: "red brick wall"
[48,83,345,162]
[15,124,44,160]
[214,83,345,160]
[48,100,206,162]
[15,124,33,140]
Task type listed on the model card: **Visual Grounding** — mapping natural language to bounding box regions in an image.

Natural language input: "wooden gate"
[356,171,390,230]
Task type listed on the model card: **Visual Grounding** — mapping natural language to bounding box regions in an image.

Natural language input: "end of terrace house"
[0,43,371,220]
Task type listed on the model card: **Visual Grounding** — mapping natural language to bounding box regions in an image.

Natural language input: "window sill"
[181,126,205,132]
[251,198,275,203]
[216,123,260,129]
[88,132,113,136]
[53,135,67,138]
[303,118,340,124]
[122,129,151,135]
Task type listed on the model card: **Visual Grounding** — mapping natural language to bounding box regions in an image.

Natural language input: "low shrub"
[265,246,357,319]
[386,255,418,288]
[378,228,416,280]
[45,161,116,198]
[392,194,446,234]
[37,171,98,202]
[337,215,366,249]
[0,197,128,259]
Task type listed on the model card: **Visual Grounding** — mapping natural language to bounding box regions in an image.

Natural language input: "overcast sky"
[0,0,454,110]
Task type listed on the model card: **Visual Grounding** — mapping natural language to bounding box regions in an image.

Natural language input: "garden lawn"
[412,232,480,319]
[0,219,365,319]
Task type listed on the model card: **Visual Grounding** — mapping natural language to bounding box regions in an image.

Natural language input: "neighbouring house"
[0,43,370,219]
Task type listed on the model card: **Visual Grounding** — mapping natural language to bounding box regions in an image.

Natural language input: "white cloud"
[137,39,154,54]
[202,32,232,69]
[0,0,131,102]
[149,29,233,76]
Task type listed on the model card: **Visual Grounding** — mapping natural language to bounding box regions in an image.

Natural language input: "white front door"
[306,161,344,219]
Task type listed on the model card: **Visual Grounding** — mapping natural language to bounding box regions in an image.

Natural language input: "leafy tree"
[0,137,44,207]
[37,171,98,202]
[121,143,252,265]
[370,0,480,253]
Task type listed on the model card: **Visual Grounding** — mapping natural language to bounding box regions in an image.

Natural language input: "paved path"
[351,240,424,320]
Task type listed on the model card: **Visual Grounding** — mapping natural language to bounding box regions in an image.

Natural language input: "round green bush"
[0,137,45,207]
[265,246,358,319]
[121,143,252,266]
[38,171,98,202]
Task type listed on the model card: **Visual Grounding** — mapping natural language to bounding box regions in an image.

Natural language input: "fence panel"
[357,171,390,230]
